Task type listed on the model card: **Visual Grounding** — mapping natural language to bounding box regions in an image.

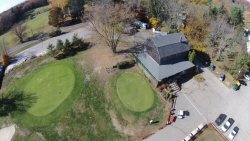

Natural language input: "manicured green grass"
[12,60,125,141]
[6,59,83,127]
[23,63,75,116]
[116,72,155,112]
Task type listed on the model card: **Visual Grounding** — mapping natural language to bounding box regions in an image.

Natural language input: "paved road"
[7,40,39,54]
[6,26,92,73]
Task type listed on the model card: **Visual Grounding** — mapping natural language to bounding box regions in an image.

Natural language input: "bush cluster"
[116,60,136,69]
[49,28,63,37]
[47,34,89,59]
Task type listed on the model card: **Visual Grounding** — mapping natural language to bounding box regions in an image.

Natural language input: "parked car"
[215,114,227,126]
[0,65,4,77]
[239,80,247,86]
[221,118,234,132]
[132,20,150,29]
[228,126,239,140]
[219,74,225,81]
[244,73,250,81]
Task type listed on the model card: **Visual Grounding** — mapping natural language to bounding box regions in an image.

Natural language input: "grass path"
[116,72,155,112]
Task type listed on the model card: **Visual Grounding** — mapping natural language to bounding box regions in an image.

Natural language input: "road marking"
[182,93,208,122]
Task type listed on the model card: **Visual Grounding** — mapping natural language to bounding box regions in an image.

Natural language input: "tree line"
[0,0,48,35]
[48,0,84,27]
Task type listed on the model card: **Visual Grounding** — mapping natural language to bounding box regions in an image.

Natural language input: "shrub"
[64,39,72,55]
[2,53,11,67]
[117,60,136,69]
[149,17,160,28]
[49,28,62,37]
[47,44,56,57]
[47,37,90,59]
[56,39,64,52]
[71,34,88,50]
[188,50,196,63]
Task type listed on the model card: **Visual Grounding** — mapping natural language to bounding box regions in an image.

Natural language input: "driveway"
[181,67,250,141]
[145,91,207,141]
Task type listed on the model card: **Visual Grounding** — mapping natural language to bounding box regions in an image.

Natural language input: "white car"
[228,126,239,140]
[244,73,250,81]
[221,118,234,132]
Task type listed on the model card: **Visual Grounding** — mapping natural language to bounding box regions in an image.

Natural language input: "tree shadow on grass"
[0,91,37,117]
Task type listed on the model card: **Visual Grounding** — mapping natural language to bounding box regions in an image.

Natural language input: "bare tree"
[12,24,27,43]
[163,0,182,24]
[148,0,165,18]
[89,3,133,53]
[207,16,235,61]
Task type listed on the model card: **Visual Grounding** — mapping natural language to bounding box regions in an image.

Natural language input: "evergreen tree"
[68,0,84,20]
[230,7,243,25]
[188,50,196,63]
[47,44,56,57]
[64,39,72,55]
[56,39,64,52]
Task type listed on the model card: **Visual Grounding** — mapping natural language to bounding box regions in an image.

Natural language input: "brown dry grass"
[75,38,170,140]
[244,11,250,28]
[195,124,225,141]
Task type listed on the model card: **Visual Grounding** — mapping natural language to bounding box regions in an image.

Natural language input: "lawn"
[116,72,155,112]
[23,62,75,116]
[9,56,126,141]
[196,124,225,141]
[25,11,49,37]
[5,59,83,127]
[0,6,50,50]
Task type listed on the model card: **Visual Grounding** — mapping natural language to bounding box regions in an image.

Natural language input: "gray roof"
[151,32,188,47]
[136,53,194,81]
[150,33,190,60]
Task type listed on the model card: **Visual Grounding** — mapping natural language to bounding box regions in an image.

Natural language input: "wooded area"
[0,0,48,35]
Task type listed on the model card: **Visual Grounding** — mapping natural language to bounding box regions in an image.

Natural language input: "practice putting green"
[12,61,76,117]
[116,72,155,112]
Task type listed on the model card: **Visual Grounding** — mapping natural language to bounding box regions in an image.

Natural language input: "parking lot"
[145,90,207,141]
[181,67,250,141]
[145,66,250,141]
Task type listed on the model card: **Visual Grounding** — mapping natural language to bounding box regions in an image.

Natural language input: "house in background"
[136,32,195,86]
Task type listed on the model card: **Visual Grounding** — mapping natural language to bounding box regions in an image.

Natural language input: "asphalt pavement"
[5,26,92,73]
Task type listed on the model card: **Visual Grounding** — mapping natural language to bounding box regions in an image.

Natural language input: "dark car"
[239,80,247,86]
[215,114,227,126]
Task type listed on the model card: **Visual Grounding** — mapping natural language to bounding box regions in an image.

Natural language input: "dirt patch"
[109,111,135,136]
[195,124,225,141]
[77,40,132,80]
